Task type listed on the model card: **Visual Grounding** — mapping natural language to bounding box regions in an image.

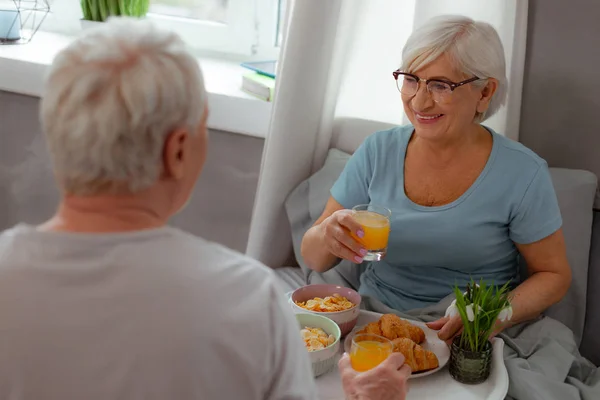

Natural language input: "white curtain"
[246,0,529,267]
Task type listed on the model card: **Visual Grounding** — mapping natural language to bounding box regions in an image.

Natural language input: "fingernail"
[357,230,364,238]
[359,249,367,256]
[354,256,363,263]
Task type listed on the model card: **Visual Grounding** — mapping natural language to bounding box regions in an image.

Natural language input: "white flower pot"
[80,19,103,31]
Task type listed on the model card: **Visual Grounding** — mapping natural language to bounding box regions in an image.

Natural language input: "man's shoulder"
[168,228,272,273]
[160,227,278,292]
[0,225,277,292]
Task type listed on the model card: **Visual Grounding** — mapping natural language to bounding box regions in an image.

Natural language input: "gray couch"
[279,145,600,367]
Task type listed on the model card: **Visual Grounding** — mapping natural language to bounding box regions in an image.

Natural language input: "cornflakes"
[294,293,355,312]
[300,327,336,352]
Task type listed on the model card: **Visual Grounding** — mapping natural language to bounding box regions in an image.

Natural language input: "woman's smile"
[413,112,445,124]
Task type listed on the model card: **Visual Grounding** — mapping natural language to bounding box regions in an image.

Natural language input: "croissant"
[392,337,439,373]
[380,314,426,344]
[357,314,425,344]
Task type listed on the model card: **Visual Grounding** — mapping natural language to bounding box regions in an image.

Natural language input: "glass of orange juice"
[350,333,393,372]
[351,204,391,261]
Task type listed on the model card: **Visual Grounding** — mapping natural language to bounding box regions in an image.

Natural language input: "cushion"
[542,168,597,347]
[581,211,600,366]
[284,148,365,289]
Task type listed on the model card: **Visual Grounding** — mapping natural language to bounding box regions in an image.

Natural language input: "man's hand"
[339,352,411,400]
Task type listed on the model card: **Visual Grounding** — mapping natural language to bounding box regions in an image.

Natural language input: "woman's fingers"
[333,226,366,257]
[322,212,366,262]
[329,239,364,263]
[444,326,463,346]
[425,316,464,343]
[337,212,364,238]
[437,315,463,341]
[426,317,449,330]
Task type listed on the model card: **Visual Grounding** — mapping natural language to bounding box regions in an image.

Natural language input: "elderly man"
[0,18,409,400]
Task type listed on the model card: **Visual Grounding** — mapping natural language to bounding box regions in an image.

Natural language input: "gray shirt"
[0,224,316,400]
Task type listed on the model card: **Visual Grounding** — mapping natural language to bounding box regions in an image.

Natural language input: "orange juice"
[352,210,391,250]
[350,340,392,372]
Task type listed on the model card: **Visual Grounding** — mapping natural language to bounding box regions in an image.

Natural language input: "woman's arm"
[301,197,366,273]
[505,228,572,327]
[429,229,571,341]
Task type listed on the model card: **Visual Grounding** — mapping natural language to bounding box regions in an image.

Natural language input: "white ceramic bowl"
[296,313,341,377]
[290,284,361,337]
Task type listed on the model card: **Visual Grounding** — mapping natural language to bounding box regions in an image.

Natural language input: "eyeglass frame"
[392,70,481,98]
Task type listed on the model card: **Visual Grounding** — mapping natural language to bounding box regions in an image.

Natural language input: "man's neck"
[39,194,169,233]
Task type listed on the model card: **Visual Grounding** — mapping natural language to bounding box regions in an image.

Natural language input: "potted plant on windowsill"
[80,0,149,29]
[445,279,513,384]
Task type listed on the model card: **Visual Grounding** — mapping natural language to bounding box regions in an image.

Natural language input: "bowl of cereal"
[290,284,361,336]
[296,312,341,377]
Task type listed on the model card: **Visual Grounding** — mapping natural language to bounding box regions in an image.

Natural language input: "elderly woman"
[301,15,572,341]
[0,18,410,400]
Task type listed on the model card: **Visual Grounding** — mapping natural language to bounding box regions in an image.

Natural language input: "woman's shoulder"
[488,127,548,171]
[363,124,413,151]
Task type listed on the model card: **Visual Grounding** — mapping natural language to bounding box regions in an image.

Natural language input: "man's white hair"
[40,17,206,195]
[401,15,507,122]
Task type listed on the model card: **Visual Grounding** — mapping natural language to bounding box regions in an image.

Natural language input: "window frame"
[40,0,283,58]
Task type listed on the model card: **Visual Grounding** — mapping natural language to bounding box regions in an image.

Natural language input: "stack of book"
[241,72,276,102]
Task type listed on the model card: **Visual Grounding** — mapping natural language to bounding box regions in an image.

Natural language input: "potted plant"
[445,279,513,384]
[81,0,149,27]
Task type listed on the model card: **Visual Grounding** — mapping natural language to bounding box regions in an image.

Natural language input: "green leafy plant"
[446,278,513,352]
[81,0,150,22]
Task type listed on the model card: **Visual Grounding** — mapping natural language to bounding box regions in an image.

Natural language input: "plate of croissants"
[343,312,450,378]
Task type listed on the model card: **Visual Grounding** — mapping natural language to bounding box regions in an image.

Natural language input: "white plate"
[342,311,450,379]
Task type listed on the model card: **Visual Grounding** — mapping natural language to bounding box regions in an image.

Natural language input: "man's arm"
[264,276,317,400]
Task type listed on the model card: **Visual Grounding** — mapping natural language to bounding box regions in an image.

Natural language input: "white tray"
[315,310,509,400]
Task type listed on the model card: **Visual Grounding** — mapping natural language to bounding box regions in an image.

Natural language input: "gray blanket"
[308,270,600,400]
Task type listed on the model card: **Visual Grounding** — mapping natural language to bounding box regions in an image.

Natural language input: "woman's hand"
[426,316,463,345]
[301,197,367,272]
[318,209,368,264]
[426,316,508,345]
[339,352,411,400]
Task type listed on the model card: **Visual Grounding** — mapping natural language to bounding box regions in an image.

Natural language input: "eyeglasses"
[392,70,481,103]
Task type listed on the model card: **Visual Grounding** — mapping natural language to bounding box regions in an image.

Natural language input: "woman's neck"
[409,124,488,169]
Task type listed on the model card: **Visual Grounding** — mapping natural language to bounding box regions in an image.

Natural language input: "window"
[41,0,286,58]
[149,0,229,21]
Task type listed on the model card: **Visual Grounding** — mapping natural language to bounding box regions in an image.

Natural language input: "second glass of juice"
[350,333,393,372]
[351,204,391,261]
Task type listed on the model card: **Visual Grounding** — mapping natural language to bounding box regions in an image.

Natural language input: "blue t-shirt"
[330,125,562,311]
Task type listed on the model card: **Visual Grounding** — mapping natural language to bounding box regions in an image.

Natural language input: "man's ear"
[163,128,188,180]
[476,78,499,114]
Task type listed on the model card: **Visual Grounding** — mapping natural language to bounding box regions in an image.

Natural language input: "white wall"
[413,0,528,140]
[335,0,528,140]
[335,0,416,126]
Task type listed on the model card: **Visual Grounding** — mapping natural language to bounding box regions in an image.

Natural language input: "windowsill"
[0,31,272,139]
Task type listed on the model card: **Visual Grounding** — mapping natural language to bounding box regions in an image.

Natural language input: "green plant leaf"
[99,0,109,21]
[81,0,150,20]
[81,0,91,20]
[451,278,513,352]
[89,0,100,21]
[108,0,119,17]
